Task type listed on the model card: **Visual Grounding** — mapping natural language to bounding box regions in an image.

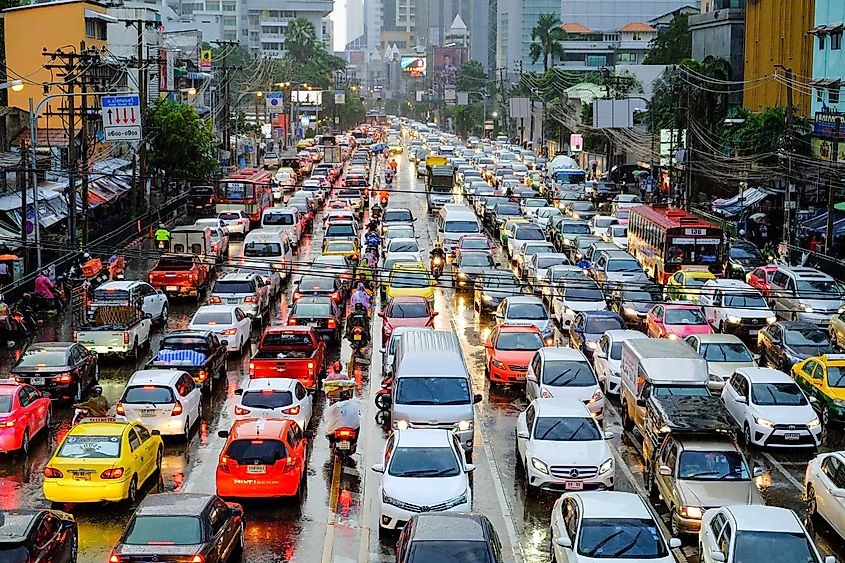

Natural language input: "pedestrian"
[645,176,653,203]
[0,261,11,289]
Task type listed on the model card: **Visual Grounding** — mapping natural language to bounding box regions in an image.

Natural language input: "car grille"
[408,421,454,430]
[740,317,767,328]
[549,465,598,479]
[508,365,528,372]
[388,497,463,513]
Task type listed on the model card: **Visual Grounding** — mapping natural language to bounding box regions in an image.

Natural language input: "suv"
[209,272,271,320]
[697,279,776,336]
[769,266,845,327]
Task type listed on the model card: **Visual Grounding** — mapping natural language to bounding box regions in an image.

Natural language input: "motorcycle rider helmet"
[91,385,103,397]
[434,240,442,249]
[339,389,351,401]
[83,252,91,260]
[355,302,366,312]
[738,229,746,236]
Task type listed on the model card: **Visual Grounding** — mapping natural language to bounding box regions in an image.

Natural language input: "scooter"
[430,256,444,280]
[323,379,360,458]
[374,373,393,411]
[72,408,88,425]
[349,325,369,357]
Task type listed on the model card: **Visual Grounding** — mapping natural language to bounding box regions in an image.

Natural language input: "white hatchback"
[234,378,313,431]
[805,450,845,543]
[525,348,604,420]
[188,305,252,353]
[116,369,202,438]
[217,210,251,235]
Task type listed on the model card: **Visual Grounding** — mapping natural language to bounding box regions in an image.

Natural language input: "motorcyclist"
[379,189,390,207]
[73,385,110,418]
[0,295,11,333]
[154,223,171,250]
[371,202,383,220]
[576,257,591,271]
[324,389,361,436]
[324,360,349,381]
[389,158,397,173]
[34,270,56,310]
[430,241,446,264]
[350,283,372,313]
[345,302,371,341]
[384,167,393,184]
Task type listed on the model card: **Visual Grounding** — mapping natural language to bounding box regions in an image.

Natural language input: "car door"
[722,374,747,426]
[72,345,95,387]
[181,373,202,424]
[234,308,251,344]
[515,405,534,463]
[207,500,232,562]
[655,439,677,507]
[819,456,845,539]
[31,511,64,563]
[700,511,726,563]
[138,283,165,318]
[294,382,312,428]
[558,498,580,563]
[125,427,147,481]
[569,313,583,347]
[647,305,664,337]
[526,352,542,400]
[594,334,611,382]
[24,386,49,433]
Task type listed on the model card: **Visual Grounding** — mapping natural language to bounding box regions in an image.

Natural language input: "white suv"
[697,279,775,336]
[593,329,648,395]
[209,272,271,320]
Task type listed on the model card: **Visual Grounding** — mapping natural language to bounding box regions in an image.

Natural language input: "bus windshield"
[217,182,255,200]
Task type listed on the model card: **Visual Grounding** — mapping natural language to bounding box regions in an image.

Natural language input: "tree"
[147,99,218,180]
[451,104,485,136]
[643,14,692,65]
[455,60,488,98]
[286,17,318,63]
[649,57,733,134]
[721,106,811,159]
[529,13,565,72]
[321,88,366,130]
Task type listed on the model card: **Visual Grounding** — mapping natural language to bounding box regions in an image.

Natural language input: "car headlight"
[754,416,775,429]
[585,340,597,350]
[444,491,469,509]
[599,457,613,474]
[801,304,815,313]
[681,506,703,519]
[482,294,493,302]
[491,358,505,369]
[456,419,473,432]
[395,420,409,430]
[667,333,679,340]
[458,272,467,279]
[766,316,777,324]
[382,490,402,506]
[726,315,742,324]
[623,306,638,317]
[808,417,821,430]
[531,457,550,475]
[833,399,845,408]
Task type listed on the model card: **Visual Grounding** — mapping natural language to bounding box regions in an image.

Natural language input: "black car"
[0,509,77,562]
[110,493,244,563]
[288,296,342,341]
[490,202,521,230]
[396,513,504,563]
[723,239,767,279]
[564,201,597,222]
[473,270,523,313]
[757,321,836,372]
[569,311,626,359]
[188,185,215,215]
[294,275,345,308]
[146,331,228,392]
[452,251,496,290]
[608,284,664,329]
[11,342,98,402]
[591,182,621,204]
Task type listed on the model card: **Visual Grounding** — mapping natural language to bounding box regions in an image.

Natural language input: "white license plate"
[227,299,239,304]
[71,472,91,481]
[166,286,178,292]
[749,330,759,336]
[564,481,584,491]
[338,441,350,450]
[31,377,45,386]
[140,409,157,417]
[784,432,800,441]
[247,465,266,474]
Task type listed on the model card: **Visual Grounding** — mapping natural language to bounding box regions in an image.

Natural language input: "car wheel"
[183,417,190,438]
[155,447,163,473]
[807,484,818,519]
[670,509,681,538]
[127,475,138,503]
[160,304,169,324]
[822,404,831,428]
[43,409,52,436]
[20,428,29,455]
[743,423,753,446]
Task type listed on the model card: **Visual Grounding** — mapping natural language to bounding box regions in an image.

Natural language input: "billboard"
[292,90,322,105]
[432,47,467,86]
[401,55,427,77]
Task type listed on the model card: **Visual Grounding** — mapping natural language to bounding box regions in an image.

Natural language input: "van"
[389,330,482,451]
[261,207,302,246]
[170,225,219,266]
[437,205,481,252]
[619,338,709,434]
[242,229,293,280]
[769,266,845,327]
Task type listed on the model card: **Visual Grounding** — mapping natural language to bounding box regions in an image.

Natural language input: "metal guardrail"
[781,243,845,283]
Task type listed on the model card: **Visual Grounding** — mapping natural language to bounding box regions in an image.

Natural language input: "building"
[469,0,496,71]
[560,0,698,30]
[322,15,334,51]
[554,22,657,71]
[689,0,746,103]
[415,0,472,49]
[744,0,815,115]
[496,0,559,72]
[810,0,845,117]
[648,5,700,29]
[364,0,384,52]
[346,0,365,46]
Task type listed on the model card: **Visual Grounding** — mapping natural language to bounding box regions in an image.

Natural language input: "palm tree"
[529,13,565,72]
[285,17,317,62]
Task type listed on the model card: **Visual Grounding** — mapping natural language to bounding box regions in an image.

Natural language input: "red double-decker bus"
[627,205,724,283]
[215,168,274,223]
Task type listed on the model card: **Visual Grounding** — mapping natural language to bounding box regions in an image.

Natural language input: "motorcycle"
[349,325,369,356]
[324,380,360,458]
[430,256,444,280]
[374,373,393,412]
[72,408,88,426]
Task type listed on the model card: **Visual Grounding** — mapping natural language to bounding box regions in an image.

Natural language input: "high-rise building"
[415,0,472,48]
[470,0,495,69]
[346,0,365,45]
[364,0,383,52]
[496,0,560,72]
[560,0,698,29]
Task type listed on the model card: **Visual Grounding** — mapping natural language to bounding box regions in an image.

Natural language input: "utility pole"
[19,144,28,269]
[826,117,841,255]
[213,40,240,157]
[685,88,692,211]
[781,66,796,247]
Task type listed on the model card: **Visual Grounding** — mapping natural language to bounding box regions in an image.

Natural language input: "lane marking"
[329,456,342,512]
[762,451,804,491]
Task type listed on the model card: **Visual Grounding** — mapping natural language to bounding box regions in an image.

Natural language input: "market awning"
[0,187,69,231]
[711,187,780,218]
[185,72,213,80]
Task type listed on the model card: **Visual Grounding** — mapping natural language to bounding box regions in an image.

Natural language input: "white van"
[261,207,302,247]
[241,229,293,280]
[437,204,481,251]
[619,338,709,434]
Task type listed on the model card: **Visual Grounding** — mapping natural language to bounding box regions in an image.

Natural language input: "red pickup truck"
[148,254,210,298]
[248,326,327,389]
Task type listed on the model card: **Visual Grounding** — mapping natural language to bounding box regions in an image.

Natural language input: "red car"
[646,303,714,340]
[0,380,52,454]
[455,235,496,257]
[378,296,438,342]
[746,265,779,297]
[216,418,308,498]
[484,325,545,384]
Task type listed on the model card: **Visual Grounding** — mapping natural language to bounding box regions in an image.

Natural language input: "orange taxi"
[484,325,545,384]
[215,418,307,498]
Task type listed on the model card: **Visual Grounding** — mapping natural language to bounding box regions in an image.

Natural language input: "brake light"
[101,467,125,479]
[234,406,251,415]
[222,328,237,335]
[191,556,205,563]
[244,296,258,303]
[43,467,63,478]
[123,332,129,345]
[288,318,297,326]
[283,456,297,472]
[218,455,231,474]
[109,555,120,563]
[171,402,183,416]
[12,377,23,383]
[293,292,301,301]
[53,373,73,383]
[327,319,337,328]
[283,405,300,415]
[198,370,208,382]
[336,429,354,438]
[248,362,255,373]
[329,292,340,301]
[115,403,125,416]
[209,296,222,304]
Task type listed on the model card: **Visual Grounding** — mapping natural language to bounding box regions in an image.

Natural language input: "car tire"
[645,464,658,499]
[831,328,840,348]
[20,428,29,455]
[743,423,753,446]
[43,409,52,437]
[621,401,634,431]
[127,475,138,504]
[155,447,163,474]
[807,484,818,520]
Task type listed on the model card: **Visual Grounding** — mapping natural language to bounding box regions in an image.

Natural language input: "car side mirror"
[736,395,747,404]
[465,463,476,473]
[753,465,764,478]
[432,311,439,317]
[603,431,614,440]
[230,506,244,518]
[371,463,385,473]
[217,430,229,439]
[711,551,726,563]
[554,537,572,549]
[151,429,161,436]
[809,396,819,403]
[473,393,483,404]
[234,388,243,396]
[669,538,682,549]
[658,465,672,476]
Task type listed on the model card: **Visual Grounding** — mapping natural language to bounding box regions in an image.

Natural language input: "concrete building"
[689,0,746,103]
[648,5,699,29]
[560,0,698,30]
[415,0,472,48]
[346,0,365,45]
[811,0,845,116]
[364,0,383,52]
[496,0,559,72]
[469,0,496,71]
[555,22,657,71]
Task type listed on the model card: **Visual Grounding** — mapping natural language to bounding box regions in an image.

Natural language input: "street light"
[186,87,197,96]
[0,79,24,92]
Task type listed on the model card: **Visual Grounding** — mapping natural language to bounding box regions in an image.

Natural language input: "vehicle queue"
[0,119,844,563]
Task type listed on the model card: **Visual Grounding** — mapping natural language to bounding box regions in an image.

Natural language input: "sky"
[330,0,347,52]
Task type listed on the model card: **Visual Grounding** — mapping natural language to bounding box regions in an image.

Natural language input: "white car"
[525,252,570,292]
[116,369,202,438]
[699,505,834,563]
[385,238,422,262]
[534,207,562,230]
[684,333,757,393]
[516,241,557,278]
[721,367,822,448]
[539,265,587,307]
[234,378,312,431]
[495,296,554,344]
[516,398,614,493]
[188,305,252,353]
[91,281,169,324]
[525,348,604,420]
[589,215,619,237]
[371,429,474,533]
[550,280,607,329]
[217,210,251,235]
[697,279,776,336]
[805,450,845,542]
[194,219,230,257]
[236,263,282,298]
[593,329,649,395]
[551,491,680,562]
[603,224,628,250]
[506,223,546,262]
[208,272,271,319]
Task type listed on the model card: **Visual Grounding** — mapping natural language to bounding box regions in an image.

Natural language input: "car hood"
[458,265,486,276]
[801,298,845,314]
[541,384,598,401]
[605,272,648,283]
[665,324,713,338]
[382,474,468,505]
[568,301,608,313]
[753,405,818,425]
[788,344,836,359]
[676,479,761,508]
[625,301,653,314]
[495,349,539,364]
[530,440,611,466]
[707,361,757,378]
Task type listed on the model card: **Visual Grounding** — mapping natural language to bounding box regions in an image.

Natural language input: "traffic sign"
[25,221,33,235]
[100,94,142,142]
[266,92,284,114]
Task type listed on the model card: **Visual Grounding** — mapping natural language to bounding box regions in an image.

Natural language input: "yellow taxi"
[297,138,314,149]
[385,263,435,307]
[388,139,404,154]
[322,238,360,261]
[665,268,716,301]
[43,418,163,504]
[792,354,845,427]
[526,171,543,190]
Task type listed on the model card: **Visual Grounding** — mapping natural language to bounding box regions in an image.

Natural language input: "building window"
[632,32,642,40]
[830,86,840,105]
[817,88,824,103]
[223,16,236,26]
[85,18,107,40]
[586,55,608,67]
[222,2,235,11]
[618,52,637,62]
[819,35,826,50]
[205,0,219,10]
[833,32,843,50]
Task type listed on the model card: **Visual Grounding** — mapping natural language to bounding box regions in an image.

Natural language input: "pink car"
[646,303,713,339]
[455,234,496,256]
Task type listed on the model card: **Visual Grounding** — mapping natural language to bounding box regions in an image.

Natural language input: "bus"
[627,205,724,284]
[215,168,274,224]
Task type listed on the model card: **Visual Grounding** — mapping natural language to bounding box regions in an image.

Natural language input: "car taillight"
[191,556,205,563]
[329,292,340,301]
[248,362,255,374]
[293,292,301,301]
[218,455,231,474]
[115,403,125,416]
[101,467,124,479]
[189,273,197,282]
[327,319,337,328]
[234,406,250,415]
[222,328,237,335]
[109,555,120,563]
[171,402,183,416]
[244,296,258,303]
[209,296,222,304]
[44,467,63,478]
[288,318,297,326]
[12,376,24,383]
[123,332,129,344]
[283,456,296,472]
[53,373,73,383]
[307,362,314,373]
[283,405,300,415]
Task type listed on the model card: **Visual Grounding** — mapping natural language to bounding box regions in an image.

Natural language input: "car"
[551,220,592,254]
[484,325,545,384]
[43,418,163,504]
[829,308,845,348]
[382,225,416,247]
[506,224,546,261]
[685,333,758,393]
[534,207,563,230]
[312,255,354,287]
[293,275,345,308]
[646,303,713,340]
[665,268,717,301]
[395,513,504,563]
[233,377,312,431]
[745,264,779,297]
[723,239,768,279]
[109,493,244,563]
[607,284,664,330]
[569,311,626,359]
[495,296,554,344]
[769,266,845,327]
[386,238,423,262]
[385,264,435,307]
[588,215,619,237]
[721,367,821,447]
[516,241,557,278]
[805,450,845,542]
[454,234,496,256]
[758,321,835,373]
[516,398,614,493]
[188,305,252,353]
[525,347,604,419]
[381,207,415,230]
[0,509,77,562]
[0,380,51,454]
[564,201,597,222]
[791,353,845,427]
[525,252,570,292]
[568,234,602,263]
[451,250,496,290]
[696,279,776,337]
[116,369,202,438]
[550,279,607,329]
[371,429,473,534]
[473,270,523,313]
[288,296,342,342]
[324,221,359,241]
[603,224,628,249]
[216,418,307,499]
[208,272,271,320]
[380,326,433,378]
[217,210,251,235]
[10,342,98,402]
[499,217,530,245]
[593,329,649,395]
[379,296,438,342]
[322,238,361,260]
[698,505,832,563]
[92,280,170,324]
[550,491,680,563]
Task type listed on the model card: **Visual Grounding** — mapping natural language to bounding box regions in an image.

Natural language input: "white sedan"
[805,450,845,543]
[385,238,422,262]
[525,347,604,420]
[117,369,202,438]
[234,378,313,431]
[217,210,251,235]
[188,305,252,353]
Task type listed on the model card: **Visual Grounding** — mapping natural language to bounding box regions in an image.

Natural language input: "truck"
[425,154,448,175]
[73,290,153,359]
[169,225,222,267]
[146,330,228,393]
[425,163,455,213]
[247,326,327,390]
[148,253,210,299]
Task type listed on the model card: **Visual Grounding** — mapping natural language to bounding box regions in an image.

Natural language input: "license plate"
[195,205,204,208]
[31,377,45,386]
[353,334,362,341]
[71,472,90,481]
[166,286,178,292]
[785,432,800,441]
[247,465,266,474]
[564,481,584,491]
[749,330,758,336]
[338,441,350,450]
[140,409,157,417]
[227,299,239,304]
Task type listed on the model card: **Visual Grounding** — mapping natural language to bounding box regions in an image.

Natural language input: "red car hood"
[493,349,537,366]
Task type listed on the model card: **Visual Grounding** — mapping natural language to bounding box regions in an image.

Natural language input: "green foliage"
[285,18,318,63]
[455,60,488,98]
[721,106,811,159]
[322,88,367,130]
[529,13,566,72]
[649,57,733,133]
[451,104,485,136]
[147,99,217,180]
[643,14,692,65]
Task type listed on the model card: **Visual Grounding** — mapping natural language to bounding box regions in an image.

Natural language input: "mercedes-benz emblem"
[254,459,261,465]
[569,468,580,478]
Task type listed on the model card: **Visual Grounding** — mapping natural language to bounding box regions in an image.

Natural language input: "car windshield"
[516,227,545,241]
[496,205,520,215]
[326,241,355,252]
[384,210,413,222]
[460,253,494,267]
[677,451,750,480]
[699,342,753,362]
[191,312,233,325]
[723,293,768,308]
[214,280,255,294]
[460,239,490,250]
[292,302,332,317]
[571,202,595,212]
[564,224,591,235]
[524,199,546,207]
[387,228,414,239]
[733,531,821,563]
[445,221,481,233]
[625,288,663,303]
[123,386,175,404]
[537,256,568,269]
[594,217,616,228]
[388,301,429,318]
[524,244,554,256]
[395,377,471,405]
[389,241,420,253]
[508,303,547,320]
[218,212,242,220]
[578,518,668,559]
[58,435,121,458]
[241,390,294,408]
[784,329,829,346]
[610,226,627,237]
[299,276,333,291]
[261,331,312,347]
[538,209,562,218]
[388,446,461,478]
[326,225,356,237]
[827,366,845,388]
[496,332,544,351]
[543,360,597,387]
[731,244,763,261]
[565,287,604,302]
[485,275,520,289]
[606,259,641,273]
[390,271,430,288]
[533,417,602,441]
[751,382,807,406]
[585,317,624,333]
[408,541,493,562]
[615,209,630,219]
[796,279,844,298]
[123,516,203,546]
[225,438,288,464]
[17,351,67,367]
[664,308,707,325]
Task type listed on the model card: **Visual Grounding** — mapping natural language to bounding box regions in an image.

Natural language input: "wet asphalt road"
[0,148,844,563]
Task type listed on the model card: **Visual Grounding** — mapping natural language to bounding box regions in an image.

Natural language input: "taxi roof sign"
[823,354,845,362]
